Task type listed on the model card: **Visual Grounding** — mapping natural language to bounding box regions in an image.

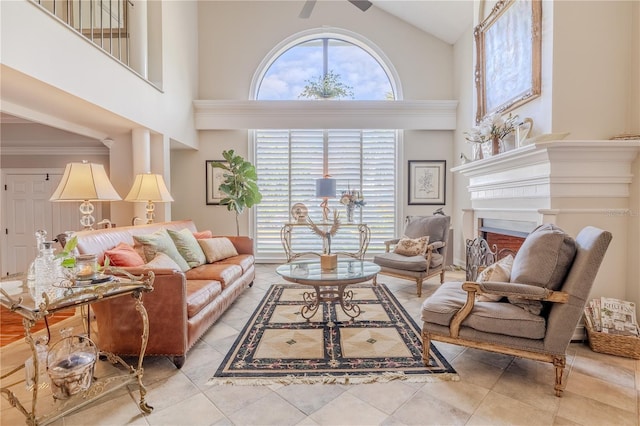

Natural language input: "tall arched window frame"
[251,29,401,261]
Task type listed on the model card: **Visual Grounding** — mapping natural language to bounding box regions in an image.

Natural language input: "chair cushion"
[421,282,547,340]
[509,224,577,315]
[394,236,429,256]
[373,252,428,272]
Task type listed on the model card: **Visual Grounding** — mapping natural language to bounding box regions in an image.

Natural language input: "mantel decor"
[475,0,542,123]
[408,160,446,205]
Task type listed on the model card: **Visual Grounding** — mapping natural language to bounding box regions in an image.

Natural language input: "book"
[599,297,639,337]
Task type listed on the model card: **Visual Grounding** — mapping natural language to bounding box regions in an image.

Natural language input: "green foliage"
[55,236,78,269]
[298,70,354,100]
[210,150,262,235]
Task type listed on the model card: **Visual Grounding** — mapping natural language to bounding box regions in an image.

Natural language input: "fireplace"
[479,218,531,254]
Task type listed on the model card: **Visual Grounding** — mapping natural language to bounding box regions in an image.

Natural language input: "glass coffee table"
[276,259,380,320]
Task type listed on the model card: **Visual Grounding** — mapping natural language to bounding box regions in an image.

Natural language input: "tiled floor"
[2,264,638,425]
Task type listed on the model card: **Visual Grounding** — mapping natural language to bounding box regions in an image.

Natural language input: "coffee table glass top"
[276,259,380,284]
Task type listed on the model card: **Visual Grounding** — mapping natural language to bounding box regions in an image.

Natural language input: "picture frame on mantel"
[475,0,542,123]
[408,160,446,205]
[205,160,227,205]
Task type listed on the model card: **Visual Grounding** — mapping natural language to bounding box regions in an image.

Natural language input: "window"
[253,34,398,261]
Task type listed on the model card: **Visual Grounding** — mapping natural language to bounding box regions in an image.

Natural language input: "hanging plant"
[298,70,354,100]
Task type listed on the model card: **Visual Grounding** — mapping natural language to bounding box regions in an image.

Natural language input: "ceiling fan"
[299,0,373,19]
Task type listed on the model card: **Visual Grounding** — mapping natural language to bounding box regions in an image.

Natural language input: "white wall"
[172,0,457,235]
[0,0,199,148]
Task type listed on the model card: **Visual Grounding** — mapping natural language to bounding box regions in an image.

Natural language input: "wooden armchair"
[373,215,450,296]
[421,225,612,396]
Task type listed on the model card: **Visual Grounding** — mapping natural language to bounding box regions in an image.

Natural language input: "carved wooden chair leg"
[553,355,566,397]
[416,277,423,297]
[440,270,446,283]
[421,328,431,365]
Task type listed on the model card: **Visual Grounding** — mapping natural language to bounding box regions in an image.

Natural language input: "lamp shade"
[125,173,174,202]
[315,178,336,198]
[50,162,122,202]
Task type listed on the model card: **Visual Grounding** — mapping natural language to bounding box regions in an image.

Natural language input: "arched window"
[253,32,398,260]
[257,38,395,100]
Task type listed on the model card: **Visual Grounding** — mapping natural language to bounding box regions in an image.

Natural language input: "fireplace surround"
[453,140,640,316]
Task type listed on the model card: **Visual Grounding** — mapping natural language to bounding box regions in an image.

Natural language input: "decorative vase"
[346,204,355,222]
[492,136,501,156]
[473,144,484,161]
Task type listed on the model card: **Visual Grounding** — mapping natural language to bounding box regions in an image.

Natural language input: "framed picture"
[475,0,542,123]
[408,160,446,205]
[205,160,227,205]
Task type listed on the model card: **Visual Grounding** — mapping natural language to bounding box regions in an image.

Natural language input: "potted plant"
[210,150,262,235]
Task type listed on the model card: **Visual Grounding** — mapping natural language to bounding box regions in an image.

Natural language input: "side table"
[0,271,155,425]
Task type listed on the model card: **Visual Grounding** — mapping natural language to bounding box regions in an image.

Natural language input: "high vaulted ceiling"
[373,1,474,45]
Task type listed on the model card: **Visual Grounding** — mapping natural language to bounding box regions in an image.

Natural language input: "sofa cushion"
[103,242,145,267]
[373,252,427,272]
[185,263,242,288]
[421,282,547,340]
[168,228,206,268]
[394,236,429,256]
[216,254,255,274]
[508,224,577,315]
[198,238,239,263]
[133,229,190,272]
[476,255,514,302]
[186,279,223,318]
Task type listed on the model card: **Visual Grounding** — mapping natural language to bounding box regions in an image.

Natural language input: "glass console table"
[0,271,155,425]
[280,222,371,261]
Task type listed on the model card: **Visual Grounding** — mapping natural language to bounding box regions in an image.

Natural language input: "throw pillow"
[103,242,145,267]
[193,230,213,239]
[508,224,577,315]
[394,236,430,257]
[144,252,183,270]
[198,237,239,263]
[133,229,190,272]
[167,228,207,268]
[475,255,514,302]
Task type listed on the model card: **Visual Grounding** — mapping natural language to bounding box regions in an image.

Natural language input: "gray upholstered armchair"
[373,215,451,296]
[421,225,612,396]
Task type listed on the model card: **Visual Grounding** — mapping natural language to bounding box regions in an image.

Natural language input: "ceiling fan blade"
[348,0,373,12]
[299,0,317,19]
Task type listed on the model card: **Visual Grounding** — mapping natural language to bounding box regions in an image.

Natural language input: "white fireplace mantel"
[453,139,640,310]
[452,140,640,204]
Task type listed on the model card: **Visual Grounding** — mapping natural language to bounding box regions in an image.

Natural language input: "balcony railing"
[31,0,131,67]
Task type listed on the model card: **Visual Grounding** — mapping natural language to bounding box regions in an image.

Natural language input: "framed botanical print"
[475,0,542,123]
[408,160,446,205]
[205,160,227,205]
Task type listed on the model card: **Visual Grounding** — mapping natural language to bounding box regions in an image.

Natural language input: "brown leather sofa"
[72,220,254,368]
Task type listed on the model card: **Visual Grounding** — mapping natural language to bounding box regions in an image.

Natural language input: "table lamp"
[50,161,122,230]
[315,176,336,222]
[125,173,174,224]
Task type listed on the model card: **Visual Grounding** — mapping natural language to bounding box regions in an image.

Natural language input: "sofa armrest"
[92,268,189,357]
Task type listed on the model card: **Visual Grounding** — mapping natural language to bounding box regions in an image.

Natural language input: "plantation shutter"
[255,129,396,261]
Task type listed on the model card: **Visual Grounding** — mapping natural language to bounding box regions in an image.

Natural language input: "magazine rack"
[584,316,640,359]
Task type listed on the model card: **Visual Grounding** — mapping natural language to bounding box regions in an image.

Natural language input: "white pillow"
[475,255,514,302]
[198,237,239,263]
[144,252,183,270]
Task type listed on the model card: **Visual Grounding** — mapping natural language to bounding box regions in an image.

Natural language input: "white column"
[150,133,172,223]
[128,0,148,78]
[131,128,151,220]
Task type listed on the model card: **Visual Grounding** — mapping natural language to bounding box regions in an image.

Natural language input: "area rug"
[208,283,458,385]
